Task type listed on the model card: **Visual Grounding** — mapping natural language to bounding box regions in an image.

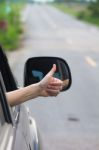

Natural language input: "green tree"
[88,0,99,16]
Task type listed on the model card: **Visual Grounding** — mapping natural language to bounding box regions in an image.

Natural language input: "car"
[0,46,72,150]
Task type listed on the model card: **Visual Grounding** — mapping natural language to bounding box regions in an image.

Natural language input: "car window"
[0,47,17,92]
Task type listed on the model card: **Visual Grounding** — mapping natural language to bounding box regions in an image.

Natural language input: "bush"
[77,11,85,19]
[0,26,19,50]
[77,1,99,26]
[88,0,99,16]
[0,3,23,51]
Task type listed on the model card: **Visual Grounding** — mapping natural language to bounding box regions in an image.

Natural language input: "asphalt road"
[9,4,99,150]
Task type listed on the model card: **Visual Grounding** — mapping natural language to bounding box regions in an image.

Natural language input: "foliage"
[0,3,23,51]
[53,2,99,27]
[88,0,99,16]
[53,2,87,18]
[77,0,99,26]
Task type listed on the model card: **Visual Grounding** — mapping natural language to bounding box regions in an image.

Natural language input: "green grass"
[0,3,25,51]
[53,3,79,17]
[53,3,99,27]
[77,9,99,26]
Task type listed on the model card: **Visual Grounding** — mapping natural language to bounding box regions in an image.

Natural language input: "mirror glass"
[24,57,72,91]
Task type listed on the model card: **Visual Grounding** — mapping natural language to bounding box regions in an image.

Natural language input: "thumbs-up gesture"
[39,64,63,97]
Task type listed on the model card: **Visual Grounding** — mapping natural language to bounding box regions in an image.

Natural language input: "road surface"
[8,4,99,150]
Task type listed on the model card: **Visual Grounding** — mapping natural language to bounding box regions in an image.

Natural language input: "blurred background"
[0,0,99,150]
[0,0,99,50]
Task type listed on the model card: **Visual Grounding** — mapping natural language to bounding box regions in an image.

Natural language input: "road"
[8,4,99,150]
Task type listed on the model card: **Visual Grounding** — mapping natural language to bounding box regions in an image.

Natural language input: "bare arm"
[6,83,41,106]
[6,64,63,106]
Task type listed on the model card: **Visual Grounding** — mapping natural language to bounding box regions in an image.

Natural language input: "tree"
[88,0,99,16]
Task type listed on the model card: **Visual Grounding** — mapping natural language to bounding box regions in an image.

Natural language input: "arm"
[6,64,63,106]
[6,83,41,106]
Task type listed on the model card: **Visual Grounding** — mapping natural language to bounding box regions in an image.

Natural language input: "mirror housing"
[24,57,72,91]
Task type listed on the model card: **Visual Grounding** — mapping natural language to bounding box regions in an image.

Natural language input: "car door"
[0,47,35,150]
[0,73,31,150]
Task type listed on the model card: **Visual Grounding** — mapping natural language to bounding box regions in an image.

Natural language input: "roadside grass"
[77,9,99,26]
[53,3,81,17]
[53,3,99,27]
[0,3,24,51]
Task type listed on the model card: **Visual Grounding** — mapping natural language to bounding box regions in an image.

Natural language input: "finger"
[49,82,63,86]
[47,64,56,77]
[46,89,60,96]
[47,85,62,90]
[50,77,63,83]
[49,79,63,87]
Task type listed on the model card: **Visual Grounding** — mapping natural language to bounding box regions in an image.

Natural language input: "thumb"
[47,64,56,77]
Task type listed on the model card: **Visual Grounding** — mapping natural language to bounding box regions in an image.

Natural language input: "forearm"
[6,83,41,106]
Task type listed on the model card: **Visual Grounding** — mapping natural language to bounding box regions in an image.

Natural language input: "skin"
[6,64,63,107]
[62,79,69,89]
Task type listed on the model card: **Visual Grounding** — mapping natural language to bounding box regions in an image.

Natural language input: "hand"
[39,64,63,97]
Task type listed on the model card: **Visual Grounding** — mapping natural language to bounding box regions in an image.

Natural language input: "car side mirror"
[24,57,72,91]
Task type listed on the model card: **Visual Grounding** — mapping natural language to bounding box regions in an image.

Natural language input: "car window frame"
[0,72,13,124]
[0,97,5,130]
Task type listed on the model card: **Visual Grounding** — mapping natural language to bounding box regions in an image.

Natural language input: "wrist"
[36,82,43,96]
[27,83,42,99]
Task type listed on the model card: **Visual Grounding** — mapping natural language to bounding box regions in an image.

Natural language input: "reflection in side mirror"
[24,57,72,91]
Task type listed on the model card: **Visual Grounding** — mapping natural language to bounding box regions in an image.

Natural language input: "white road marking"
[85,56,97,67]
